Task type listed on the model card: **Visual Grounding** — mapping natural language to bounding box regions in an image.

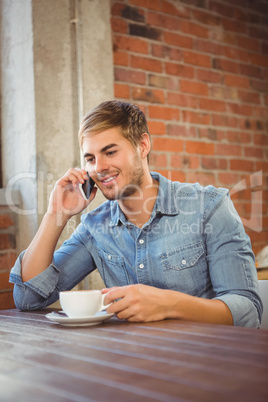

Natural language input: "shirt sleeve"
[9,222,97,311]
[204,191,263,328]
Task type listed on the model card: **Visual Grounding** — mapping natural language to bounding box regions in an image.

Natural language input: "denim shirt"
[10,172,262,328]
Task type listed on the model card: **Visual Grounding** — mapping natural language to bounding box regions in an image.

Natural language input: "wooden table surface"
[0,309,267,402]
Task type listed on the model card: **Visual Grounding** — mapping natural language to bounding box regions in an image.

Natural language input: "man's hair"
[78,100,151,153]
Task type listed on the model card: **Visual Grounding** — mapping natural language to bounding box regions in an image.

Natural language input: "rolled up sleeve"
[204,191,263,328]
[9,222,97,311]
[9,251,61,310]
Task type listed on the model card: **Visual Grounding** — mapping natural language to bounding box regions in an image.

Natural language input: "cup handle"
[99,293,112,312]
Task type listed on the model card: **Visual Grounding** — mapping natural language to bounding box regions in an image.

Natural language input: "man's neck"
[118,173,159,228]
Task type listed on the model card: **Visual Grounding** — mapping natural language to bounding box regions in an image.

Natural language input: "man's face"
[82,127,145,201]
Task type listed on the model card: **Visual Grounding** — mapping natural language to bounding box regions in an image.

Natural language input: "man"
[10,100,262,327]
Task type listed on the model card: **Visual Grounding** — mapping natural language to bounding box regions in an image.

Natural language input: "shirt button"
[108,255,112,260]
[182,259,186,265]
[139,239,144,244]
[139,264,144,269]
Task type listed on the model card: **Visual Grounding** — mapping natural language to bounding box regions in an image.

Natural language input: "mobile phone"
[79,172,95,200]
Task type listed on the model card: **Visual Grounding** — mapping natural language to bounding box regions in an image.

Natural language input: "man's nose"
[94,156,109,174]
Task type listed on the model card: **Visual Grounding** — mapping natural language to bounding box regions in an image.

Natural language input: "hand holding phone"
[79,172,95,200]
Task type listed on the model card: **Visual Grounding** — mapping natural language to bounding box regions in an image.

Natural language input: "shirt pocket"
[160,241,209,295]
[98,248,130,287]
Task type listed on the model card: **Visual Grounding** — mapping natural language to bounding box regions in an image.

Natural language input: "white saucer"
[45,310,114,327]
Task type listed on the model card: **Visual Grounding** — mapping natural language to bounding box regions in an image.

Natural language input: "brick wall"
[111,0,268,255]
[0,205,16,309]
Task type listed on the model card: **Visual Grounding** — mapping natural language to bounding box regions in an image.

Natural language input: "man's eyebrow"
[84,143,117,158]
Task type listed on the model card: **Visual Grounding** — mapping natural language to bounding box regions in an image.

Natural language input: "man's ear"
[139,133,151,159]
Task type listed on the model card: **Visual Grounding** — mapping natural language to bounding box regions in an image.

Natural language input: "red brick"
[240,64,262,79]
[129,0,162,12]
[157,169,186,182]
[187,172,216,186]
[111,2,125,16]
[199,98,226,112]
[216,144,242,156]
[0,291,15,310]
[179,20,209,38]
[212,114,238,128]
[201,157,217,170]
[184,51,211,68]
[0,272,13,290]
[199,128,222,141]
[171,154,185,169]
[164,32,193,49]
[197,69,222,83]
[165,62,194,78]
[238,90,260,104]
[161,1,190,18]
[131,55,162,73]
[149,152,167,167]
[256,161,268,172]
[111,17,128,34]
[227,103,253,116]
[237,36,261,52]
[151,44,169,59]
[113,35,148,54]
[133,87,165,103]
[186,141,215,155]
[249,53,268,68]
[227,131,251,143]
[239,118,258,131]
[254,106,267,119]
[183,111,210,125]
[225,75,250,89]
[180,80,208,96]
[184,156,199,170]
[151,44,182,62]
[244,147,263,158]
[196,39,225,56]
[113,51,129,66]
[224,46,248,62]
[213,58,240,73]
[210,85,238,101]
[114,83,130,99]
[147,11,179,30]
[0,214,14,229]
[0,234,16,250]
[0,253,17,270]
[193,9,221,26]
[230,159,255,172]
[251,78,268,93]
[148,121,166,135]
[149,74,178,90]
[168,124,196,138]
[218,172,240,186]
[167,93,198,108]
[222,18,247,34]
[254,134,268,146]
[115,68,146,85]
[149,105,180,120]
[209,1,233,17]
[153,138,183,152]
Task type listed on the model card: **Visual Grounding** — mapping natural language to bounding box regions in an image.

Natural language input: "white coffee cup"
[59,290,110,318]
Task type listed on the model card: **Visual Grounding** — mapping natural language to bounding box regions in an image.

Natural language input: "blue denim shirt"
[10,172,262,327]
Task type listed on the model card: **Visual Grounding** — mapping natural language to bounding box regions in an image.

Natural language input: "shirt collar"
[109,172,180,227]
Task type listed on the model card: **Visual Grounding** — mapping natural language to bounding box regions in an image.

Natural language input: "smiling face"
[82,127,149,201]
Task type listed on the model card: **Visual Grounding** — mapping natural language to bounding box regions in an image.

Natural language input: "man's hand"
[102,284,171,322]
[47,168,97,223]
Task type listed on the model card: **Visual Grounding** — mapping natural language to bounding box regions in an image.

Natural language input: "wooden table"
[0,309,267,402]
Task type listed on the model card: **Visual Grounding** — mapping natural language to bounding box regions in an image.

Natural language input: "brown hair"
[78,100,151,153]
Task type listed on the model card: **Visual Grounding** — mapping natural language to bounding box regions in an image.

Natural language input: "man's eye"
[107,151,116,156]
[86,158,94,164]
